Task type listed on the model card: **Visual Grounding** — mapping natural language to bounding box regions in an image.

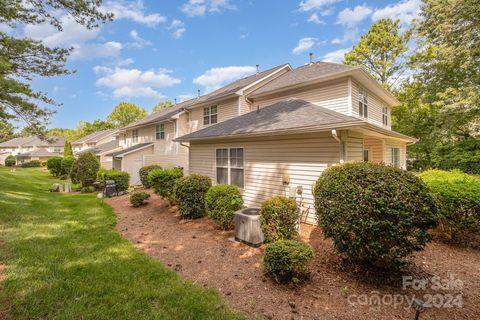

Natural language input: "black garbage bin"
[105,180,116,198]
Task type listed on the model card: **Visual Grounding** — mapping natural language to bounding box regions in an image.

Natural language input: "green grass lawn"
[0,167,243,320]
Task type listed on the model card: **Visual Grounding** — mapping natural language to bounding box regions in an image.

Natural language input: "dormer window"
[382,107,389,126]
[203,105,218,125]
[156,124,165,140]
[358,87,368,118]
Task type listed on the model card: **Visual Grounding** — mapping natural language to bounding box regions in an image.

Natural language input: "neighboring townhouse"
[108,64,291,185]
[73,129,120,169]
[175,61,416,224]
[0,136,65,164]
[72,129,118,152]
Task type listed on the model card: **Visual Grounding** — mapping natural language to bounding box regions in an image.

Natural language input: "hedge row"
[97,168,130,191]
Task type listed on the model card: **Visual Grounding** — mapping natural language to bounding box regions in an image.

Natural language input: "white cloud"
[169,19,186,39]
[331,27,359,44]
[102,1,166,27]
[23,15,122,60]
[372,0,421,25]
[307,13,325,25]
[177,94,196,102]
[71,41,123,60]
[94,66,181,99]
[193,66,256,92]
[337,5,372,28]
[181,0,236,17]
[299,0,340,12]
[322,48,350,63]
[292,37,317,55]
[129,29,152,48]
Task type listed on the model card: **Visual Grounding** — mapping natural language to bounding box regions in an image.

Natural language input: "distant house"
[72,129,119,169]
[106,61,415,223]
[0,136,66,164]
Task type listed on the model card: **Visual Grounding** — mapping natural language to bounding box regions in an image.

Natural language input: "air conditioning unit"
[234,208,264,247]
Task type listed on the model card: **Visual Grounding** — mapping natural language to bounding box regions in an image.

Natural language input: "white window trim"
[215,147,245,189]
[358,86,368,119]
[203,105,218,126]
[382,106,389,126]
[132,129,139,143]
[156,123,165,140]
[391,147,401,168]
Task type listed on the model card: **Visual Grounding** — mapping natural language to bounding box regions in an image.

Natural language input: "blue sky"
[24,0,420,129]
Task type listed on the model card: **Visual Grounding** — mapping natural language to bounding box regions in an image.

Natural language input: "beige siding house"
[175,62,416,224]
[0,136,65,164]
[73,129,120,169]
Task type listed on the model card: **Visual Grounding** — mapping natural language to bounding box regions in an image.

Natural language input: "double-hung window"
[382,107,389,126]
[358,87,368,118]
[203,105,218,125]
[363,149,369,162]
[156,124,165,140]
[132,129,139,143]
[391,147,400,168]
[216,148,244,188]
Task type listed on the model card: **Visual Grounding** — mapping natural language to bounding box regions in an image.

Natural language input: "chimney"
[309,52,313,65]
[256,64,260,75]
[197,89,200,98]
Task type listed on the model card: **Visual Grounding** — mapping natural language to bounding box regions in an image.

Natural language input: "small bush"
[70,152,99,187]
[264,240,314,284]
[205,184,244,229]
[81,186,95,193]
[97,169,130,191]
[5,155,16,167]
[139,165,161,187]
[46,156,63,176]
[130,192,151,207]
[420,169,480,245]
[20,160,41,168]
[61,156,75,175]
[174,174,212,219]
[315,162,438,269]
[260,196,299,243]
[148,168,183,201]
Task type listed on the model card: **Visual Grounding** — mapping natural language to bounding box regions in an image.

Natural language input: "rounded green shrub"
[174,174,212,219]
[97,169,130,191]
[81,186,95,193]
[205,184,244,229]
[4,155,16,167]
[46,156,63,176]
[69,152,99,187]
[139,165,162,187]
[61,156,75,175]
[20,160,41,168]
[260,196,299,243]
[263,240,314,284]
[130,192,151,207]
[315,162,438,268]
[419,169,480,245]
[148,168,183,201]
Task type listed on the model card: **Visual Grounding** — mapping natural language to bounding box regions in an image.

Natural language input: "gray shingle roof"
[175,98,363,141]
[105,143,153,157]
[121,101,190,130]
[16,148,62,157]
[77,140,119,155]
[72,129,117,144]
[250,62,357,97]
[0,136,65,147]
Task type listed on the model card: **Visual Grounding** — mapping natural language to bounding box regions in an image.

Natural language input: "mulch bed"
[106,191,480,320]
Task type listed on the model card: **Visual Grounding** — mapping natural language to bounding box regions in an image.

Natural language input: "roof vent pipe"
[309,52,313,65]
[256,64,259,75]
[174,98,177,105]
[197,89,200,98]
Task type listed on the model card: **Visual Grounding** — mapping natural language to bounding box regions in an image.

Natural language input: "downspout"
[245,97,254,112]
[331,129,346,163]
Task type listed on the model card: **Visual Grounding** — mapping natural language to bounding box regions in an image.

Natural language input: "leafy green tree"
[0,122,14,142]
[76,119,115,136]
[63,141,73,157]
[0,1,111,136]
[152,101,174,113]
[344,18,411,89]
[107,102,147,128]
[48,128,81,142]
